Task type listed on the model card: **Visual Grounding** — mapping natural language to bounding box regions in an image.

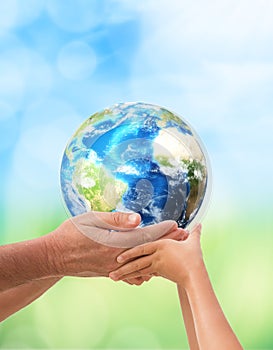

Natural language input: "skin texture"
[0,211,184,322]
[110,225,243,350]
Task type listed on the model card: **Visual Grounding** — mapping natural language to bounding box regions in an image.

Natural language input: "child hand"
[109,224,203,285]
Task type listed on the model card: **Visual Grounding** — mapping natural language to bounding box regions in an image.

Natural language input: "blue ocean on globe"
[60,102,210,228]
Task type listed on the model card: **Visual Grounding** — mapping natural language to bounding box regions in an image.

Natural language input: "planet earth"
[60,102,210,228]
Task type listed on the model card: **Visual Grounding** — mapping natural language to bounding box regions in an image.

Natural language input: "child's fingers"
[124,277,145,286]
[141,275,152,282]
[123,278,133,285]
[113,265,154,281]
[190,223,202,240]
[180,229,189,241]
[118,268,153,281]
[109,255,153,281]
[160,228,185,241]
[116,241,157,264]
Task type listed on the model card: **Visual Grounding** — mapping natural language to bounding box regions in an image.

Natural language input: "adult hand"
[46,211,185,280]
[0,212,184,318]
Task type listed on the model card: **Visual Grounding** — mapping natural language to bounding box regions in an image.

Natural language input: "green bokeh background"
[1,1,273,349]
[1,204,273,349]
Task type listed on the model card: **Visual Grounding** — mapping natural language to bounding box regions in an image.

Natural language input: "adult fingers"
[95,211,141,229]
[160,227,187,241]
[121,220,178,246]
[72,211,141,232]
[96,219,178,248]
[71,212,178,248]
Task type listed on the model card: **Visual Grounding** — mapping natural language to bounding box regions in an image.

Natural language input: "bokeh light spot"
[57,41,97,81]
[46,0,102,32]
[0,1,18,31]
[0,102,19,152]
[107,326,161,348]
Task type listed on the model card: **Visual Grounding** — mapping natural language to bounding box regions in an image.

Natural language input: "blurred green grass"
[0,207,273,349]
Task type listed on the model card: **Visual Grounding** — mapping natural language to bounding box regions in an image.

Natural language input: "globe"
[60,102,211,229]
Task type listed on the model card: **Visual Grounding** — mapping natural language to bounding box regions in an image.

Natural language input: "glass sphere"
[60,102,211,228]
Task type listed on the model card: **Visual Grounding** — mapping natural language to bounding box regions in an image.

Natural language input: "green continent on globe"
[60,102,210,228]
[155,155,174,168]
[158,109,192,133]
[72,158,128,211]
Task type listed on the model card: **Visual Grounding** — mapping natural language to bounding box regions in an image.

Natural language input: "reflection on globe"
[60,102,211,228]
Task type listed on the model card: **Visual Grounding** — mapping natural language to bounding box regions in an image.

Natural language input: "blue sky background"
[0,1,273,348]
[1,0,273,231]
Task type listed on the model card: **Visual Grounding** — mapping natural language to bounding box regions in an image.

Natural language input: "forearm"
[183,263,243,350]
[177,285,200,350]
[0,277,61,322]
[0,235,60,292]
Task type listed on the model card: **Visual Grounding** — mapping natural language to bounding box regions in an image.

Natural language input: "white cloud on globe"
[126,0,273,210]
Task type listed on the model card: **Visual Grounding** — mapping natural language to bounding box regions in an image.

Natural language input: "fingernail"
[128,213,139,224]
[109,273,117,280]
[117,255,124,263]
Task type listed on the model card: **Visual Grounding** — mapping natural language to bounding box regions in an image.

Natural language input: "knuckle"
[140,246,146,256]
[134,262,140,270]
[111,212,120,226]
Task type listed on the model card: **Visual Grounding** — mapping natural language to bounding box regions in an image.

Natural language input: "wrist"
[43,222,71,277]
[27,235,64,278]
[184,260,208,293]
[45,219,100,277]
[0,235,63,292]
[176,258,206,290]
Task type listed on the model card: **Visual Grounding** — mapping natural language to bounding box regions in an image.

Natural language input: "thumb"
[71,212,178,248]
[72,211,141,231]
[95,211,141,230]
